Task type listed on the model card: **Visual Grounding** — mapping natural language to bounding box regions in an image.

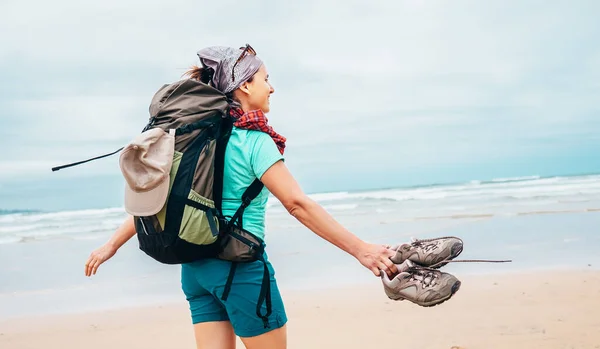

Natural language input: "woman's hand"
[354,242,398,277]
[85,243,118,277]
[84,215,137,277]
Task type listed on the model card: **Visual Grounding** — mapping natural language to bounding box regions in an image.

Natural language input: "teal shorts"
[180,253,288,338]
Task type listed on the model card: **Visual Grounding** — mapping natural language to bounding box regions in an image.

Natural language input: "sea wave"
[406,207,599,221]
[2,174,600,244]
[0,209,41,216]
[490,175,542,183]
[0,207,128,244]
[286,174,600,204]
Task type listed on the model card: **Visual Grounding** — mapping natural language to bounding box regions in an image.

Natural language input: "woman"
[84,45,462,349]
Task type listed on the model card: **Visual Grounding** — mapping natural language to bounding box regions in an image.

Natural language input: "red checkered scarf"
[230,107,286,155]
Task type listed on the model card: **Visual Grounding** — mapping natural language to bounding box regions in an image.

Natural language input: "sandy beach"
[2,269,599,349]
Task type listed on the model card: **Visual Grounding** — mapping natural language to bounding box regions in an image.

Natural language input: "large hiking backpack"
[52,78,274,327]
[135,78,267,265]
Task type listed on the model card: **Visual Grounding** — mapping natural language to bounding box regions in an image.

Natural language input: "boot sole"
[389,280,462,307]
[420,280,461,307]
[427,243,464,269]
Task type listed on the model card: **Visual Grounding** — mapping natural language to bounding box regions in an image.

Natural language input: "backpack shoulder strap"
[242,179,265,206]
[228,179,264,228]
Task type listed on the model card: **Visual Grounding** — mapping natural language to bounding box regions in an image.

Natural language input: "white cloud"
[1,0,599,181]
[11,96,147,142]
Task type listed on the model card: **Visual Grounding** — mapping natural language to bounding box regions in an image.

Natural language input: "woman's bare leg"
[193,321,236,349]
[240,324,287,349]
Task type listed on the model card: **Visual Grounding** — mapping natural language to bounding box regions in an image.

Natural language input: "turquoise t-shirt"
[221,127,284,241]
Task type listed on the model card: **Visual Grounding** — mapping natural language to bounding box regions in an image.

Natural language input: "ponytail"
[184,65,214,84]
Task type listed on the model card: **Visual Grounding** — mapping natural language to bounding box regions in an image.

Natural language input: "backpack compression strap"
[51,147,124,172]
[50,118,157,172]
[50,118,218,172]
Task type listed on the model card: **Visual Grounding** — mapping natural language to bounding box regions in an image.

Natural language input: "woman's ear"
[238,81,251,96]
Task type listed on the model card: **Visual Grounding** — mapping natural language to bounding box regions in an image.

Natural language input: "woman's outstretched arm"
[261,160,397,277]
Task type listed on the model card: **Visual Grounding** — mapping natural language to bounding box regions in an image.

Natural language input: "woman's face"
[239,65,274,113]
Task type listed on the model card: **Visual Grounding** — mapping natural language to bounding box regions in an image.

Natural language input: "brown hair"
[183,65,213,84]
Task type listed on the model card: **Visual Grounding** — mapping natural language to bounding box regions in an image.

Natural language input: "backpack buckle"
[242,196,252,207]
[176,124,192,136]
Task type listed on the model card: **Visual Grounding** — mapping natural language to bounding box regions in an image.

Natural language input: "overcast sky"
[1,0,599,208]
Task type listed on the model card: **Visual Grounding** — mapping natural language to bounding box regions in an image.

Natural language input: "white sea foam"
[0,207,127,244]
[490,175,541,182]
[302,174,600,203]
[323,204,359,212]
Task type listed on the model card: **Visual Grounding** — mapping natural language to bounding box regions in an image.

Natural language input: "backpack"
[52,78,274,328]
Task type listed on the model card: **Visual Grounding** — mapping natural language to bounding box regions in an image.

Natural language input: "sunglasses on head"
[231,44,256,82]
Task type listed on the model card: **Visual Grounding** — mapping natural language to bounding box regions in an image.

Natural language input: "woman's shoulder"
[229,127,283,170]
[232,126,270,138]
[231,127,275,147]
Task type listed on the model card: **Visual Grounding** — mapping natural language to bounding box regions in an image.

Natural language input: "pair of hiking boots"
[381,236,464,307]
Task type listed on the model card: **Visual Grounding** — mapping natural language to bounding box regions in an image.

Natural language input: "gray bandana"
[197,46,263,94]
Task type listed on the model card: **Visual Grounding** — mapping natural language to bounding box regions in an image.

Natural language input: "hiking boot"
[381,260,461,307]
[390,236,463,268]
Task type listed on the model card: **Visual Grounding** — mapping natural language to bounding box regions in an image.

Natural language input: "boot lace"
[410,237,442,253]
[404,266,439,288]
[393,236,512,268]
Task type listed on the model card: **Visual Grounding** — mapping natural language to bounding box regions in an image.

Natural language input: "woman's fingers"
[85,256,94,277]
[357,243,401,277]
[85,252,103,276]
[377,261,392,277]
[376,245,397,277]
[91,259,101,275]
[382,256,398,275]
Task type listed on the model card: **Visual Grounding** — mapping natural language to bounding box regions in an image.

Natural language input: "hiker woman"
[84,45,462,349]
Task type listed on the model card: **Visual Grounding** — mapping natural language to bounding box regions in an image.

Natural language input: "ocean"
[3,174,600,245]
[1,174,600,319]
